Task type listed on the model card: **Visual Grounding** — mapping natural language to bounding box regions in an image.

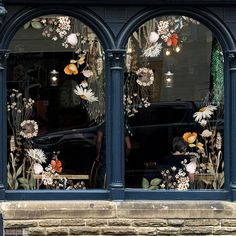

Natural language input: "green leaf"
[150,178,162,186]
[218,172,224,189]
[29,177,36,190]
[142,178,149,189]
[23,22,31,30]
[149,185,159,190]
[31,21,43,29]
[14,180,19,189]
[132,32,139,41]
[7,164,13,189]
[18,177,29,185]
[20,183,30,190]
[16,164,23,177]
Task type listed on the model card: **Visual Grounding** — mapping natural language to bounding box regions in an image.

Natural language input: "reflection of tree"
[211,39,224,104]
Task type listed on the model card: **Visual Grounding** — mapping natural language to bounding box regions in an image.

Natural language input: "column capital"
[0,3,7,25]
[0,49,10,70]
[106,49,126,69]
[226,50,236,71]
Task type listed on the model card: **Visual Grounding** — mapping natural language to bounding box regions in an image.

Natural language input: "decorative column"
[106,49,126,199]
[227,50,236,201]
[0,49,9,199]
[0,1,7,25]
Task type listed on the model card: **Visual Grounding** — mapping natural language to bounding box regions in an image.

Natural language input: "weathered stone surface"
[86,219,108,226]
[1,201,116,219]
[132,219,167,227]
[39,219,61,227]
[46,227,69,235]
[181,226,213,235]
[185,219,219,226]
[4,220,37,228]
[156,227,180,235]
[221,219,236,226]
[101,227,137,235]
[213,227,236,234]
[23,227,46,236]
[61,219,85,226]
[2,201,236,236]
[70,227,100,235]
[108,219,131,226]
[136,227,157,235]
[168,220,184,226]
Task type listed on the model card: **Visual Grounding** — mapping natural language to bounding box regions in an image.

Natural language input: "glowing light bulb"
[165,49,171,56]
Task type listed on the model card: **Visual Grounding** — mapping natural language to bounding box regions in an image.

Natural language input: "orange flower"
[183,132,197,144]
[51,159,62,173]
[64,63,78,75]
[167,34,178,47]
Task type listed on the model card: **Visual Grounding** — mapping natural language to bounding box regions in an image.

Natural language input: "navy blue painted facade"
[0,1,236,200]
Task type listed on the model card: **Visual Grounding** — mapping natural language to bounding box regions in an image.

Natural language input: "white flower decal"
[74,85,98,103]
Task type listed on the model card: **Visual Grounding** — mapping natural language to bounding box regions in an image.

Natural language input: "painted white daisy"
[74,85,98,103]
[193,105,217,122]
[27,149,47,164]
[20,120,38,139]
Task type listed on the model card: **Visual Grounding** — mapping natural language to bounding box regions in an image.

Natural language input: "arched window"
[7,15,106,190]
[124,15,224,191]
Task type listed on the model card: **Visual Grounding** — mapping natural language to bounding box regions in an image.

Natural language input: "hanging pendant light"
[50,69,59,86]
[164,71,174,88]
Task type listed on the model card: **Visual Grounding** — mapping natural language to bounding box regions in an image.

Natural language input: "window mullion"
[107,49,125,200]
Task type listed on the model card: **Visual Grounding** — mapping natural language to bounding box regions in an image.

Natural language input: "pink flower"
[82,70,93,78]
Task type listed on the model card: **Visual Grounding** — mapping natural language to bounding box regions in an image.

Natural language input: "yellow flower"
[183,132,197,144]
[196,142,204,151]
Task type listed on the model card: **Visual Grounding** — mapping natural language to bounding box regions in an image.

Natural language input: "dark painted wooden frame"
[0,3,235,201]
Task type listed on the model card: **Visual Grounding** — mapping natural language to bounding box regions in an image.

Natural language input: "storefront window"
[7,15,105,190]
[124,15,224,190]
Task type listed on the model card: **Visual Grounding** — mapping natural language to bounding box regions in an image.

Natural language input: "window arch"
[0,7,114,199]
[116,7,235,200]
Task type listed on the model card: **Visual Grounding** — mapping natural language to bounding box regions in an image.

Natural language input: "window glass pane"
[124,15,224,190]
[7,15,106,190]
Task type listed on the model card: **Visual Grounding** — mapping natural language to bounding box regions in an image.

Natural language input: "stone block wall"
[1,201,236,235]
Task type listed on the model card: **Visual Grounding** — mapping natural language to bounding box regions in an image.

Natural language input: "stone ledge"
[1,201,236,220]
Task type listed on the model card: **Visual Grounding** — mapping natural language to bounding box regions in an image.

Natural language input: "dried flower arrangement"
[7,90,87,190]
[183,97,224,189]
[24,15,105,123]
[124,16,200,119]
[142,160,190,191]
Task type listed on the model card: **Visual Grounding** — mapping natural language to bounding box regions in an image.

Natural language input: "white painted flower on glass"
[27,149,46,164]
[74,85,98,103]
[67,33,78,46]
[193,105,217,122]
[82,70,93,78]
[143,43,162,57]
[136,68,154,87]
[186,161,197,174]
[20,120,38,139]
[80,80,88,88]
[33,163,44,174]
[201,129,213,138]
[149,31,159,43]
[200,119,207,127]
